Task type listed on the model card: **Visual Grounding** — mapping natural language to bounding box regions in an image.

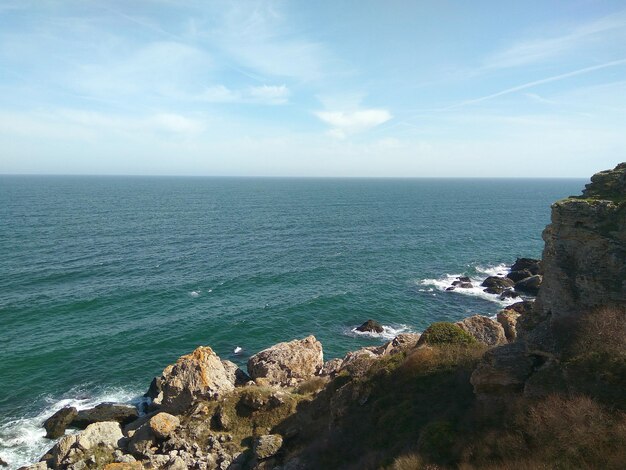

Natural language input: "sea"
[0,175,585,468]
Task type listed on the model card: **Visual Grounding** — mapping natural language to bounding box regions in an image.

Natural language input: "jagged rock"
[103,464,143,470]
[458,276,471,282]
[535,163,626,325]
[149,412,180,440]
[144,377,162,400]
[247,336,323,387]
[377,333,421,356]
[481,276,514,289]
[17,464,48,470]
[44,406,77,439]
[497,309,521,342]
[127,422,157,457]
[514,274,542,296]
[319,358,343,377]
[456,315,507,346]
[511,258,541,275]
[0,457,8,467]
[253,434,283,460]
[506,269,532,283]
[355,319,384,333]
[71,403,138,429]
[504,300,534,316]
[221,359,252,387]
[471,342,534,399]
[159,346,235,413]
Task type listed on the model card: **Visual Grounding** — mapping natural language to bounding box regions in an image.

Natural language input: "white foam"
[190,290,200,297]
[417,263,519,306]
[233,346,243,354]
[346,324,412,341]
[0,387,141,470]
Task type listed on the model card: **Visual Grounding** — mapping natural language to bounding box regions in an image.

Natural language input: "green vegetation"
[419,322,477,346]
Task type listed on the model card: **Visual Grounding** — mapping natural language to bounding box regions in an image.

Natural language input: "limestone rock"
[75,421,124,451]
[319,358,343,377]
[456,315,507,346]
[71,403,138,429]
[149,413,180,440]
[247,336,323,387]
[44,406,77,439]
[103,464,143,470]
[159,346,235,413]
[253,434,283,460]
[221,359,251,387]
[127,422,157,457]
[514,274,542,296]
[535,164,626,326]
[377,333,421,356]
[497,309,520,342]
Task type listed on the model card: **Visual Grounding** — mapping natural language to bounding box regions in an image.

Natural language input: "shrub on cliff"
[418,322,477,346]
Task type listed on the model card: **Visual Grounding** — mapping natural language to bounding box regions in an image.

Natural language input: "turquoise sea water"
[0,176,584,467]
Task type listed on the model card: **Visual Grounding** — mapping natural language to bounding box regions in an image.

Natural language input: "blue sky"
[0,0,625,177]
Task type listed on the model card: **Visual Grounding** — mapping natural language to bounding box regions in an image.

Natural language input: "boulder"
[144,377,162,400]
[75,421,124,451]
[159,346,235,413]
[506,269,532,283]
[470,342,534,399]
[456,315,507,346]
[44,406,77,439]
[481,276,514,289]
[510,258,541,275]
[514,274,542,296]
[504,300,534,316]
[458,282,473,288]
[221,359,252,387]
[71,403,138,429]
[127,422,156,457]
[497,309,521,342]
[458,276,471,282]
[355,319,384,333]
[253,434,283,460]
[483,286,505,295]
[148,413,180,440]
[499,289,520,300]
[247,336,323,387]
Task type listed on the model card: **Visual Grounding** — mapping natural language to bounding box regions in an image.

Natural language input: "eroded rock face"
[456,315,507,346]
[247,336,323,387]
[535,162,626,325]
[159,346,235,413]
[497,309,520,342]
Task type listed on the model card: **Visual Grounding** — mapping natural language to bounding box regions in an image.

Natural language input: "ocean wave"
[345,323,412,341]
[417,263,519,306]
[0,386,142,470]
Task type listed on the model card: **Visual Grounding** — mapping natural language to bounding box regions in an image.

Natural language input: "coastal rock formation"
[497,309,520,342]
[355,319,384,333]
[535,163,626,325]
[456,315,507,346]
[71,403,138,429]
[43,407,77,439]
[514,274,542,296]
[159,346,235,413]
[247,335,323,387]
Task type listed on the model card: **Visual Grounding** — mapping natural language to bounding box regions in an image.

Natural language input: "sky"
[0,0,625,177]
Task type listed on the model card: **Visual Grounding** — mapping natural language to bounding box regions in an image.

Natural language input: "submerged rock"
[247,335,323,387]
[43,406,77,439]
[456,315,507,346]
[355,319,384,333]
[159,346,235,413]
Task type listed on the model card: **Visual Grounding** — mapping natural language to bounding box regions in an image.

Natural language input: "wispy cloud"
[484,11,626,69]
[448,59,626,109]
[196,84,290,105]
[315,109,392,138]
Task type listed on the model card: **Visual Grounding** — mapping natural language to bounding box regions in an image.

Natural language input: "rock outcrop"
[158,346,235,413]
[247,335,324,387]
[535,163,626,327]
[71,403,138,429]
[456,315,507,347]
[43,407,77,439]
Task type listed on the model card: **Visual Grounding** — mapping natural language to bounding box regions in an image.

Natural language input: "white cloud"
[247,85,290,104]
[195,84,290,105]
[151,113,205,133]
[315,109,392,138]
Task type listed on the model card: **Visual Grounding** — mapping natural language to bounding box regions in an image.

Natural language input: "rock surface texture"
[535,163,626,325]
[159,346,235,413]
[247,335,324,387]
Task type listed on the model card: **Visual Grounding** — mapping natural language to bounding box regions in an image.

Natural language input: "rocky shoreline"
[15,162,626,470]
